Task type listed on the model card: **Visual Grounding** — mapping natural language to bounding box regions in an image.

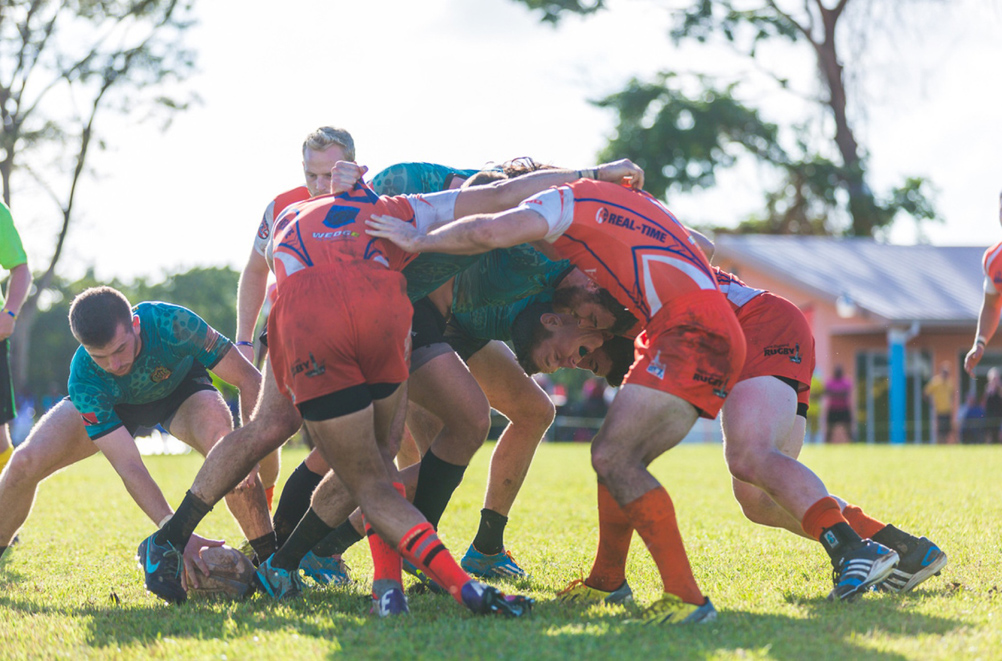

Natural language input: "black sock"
[249,532,278,564]
[273,462,324,547]
[312,520,363,557]
[155,491,213,549]
[472,508,509,556]
[819,522,864,562]
[411,449,467,529]
[271,509,334,572]
[871,524,917,555]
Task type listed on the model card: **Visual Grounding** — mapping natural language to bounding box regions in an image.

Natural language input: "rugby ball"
[184,545,256,599]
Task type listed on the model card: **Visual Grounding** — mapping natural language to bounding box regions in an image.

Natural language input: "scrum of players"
[0,126,949,624]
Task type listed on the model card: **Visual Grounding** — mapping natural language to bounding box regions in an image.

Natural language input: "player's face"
[568,299,619,331]
[85,318,141,376]
[532,316,607,374]
[303,144,349,197]
[577,346,612,378]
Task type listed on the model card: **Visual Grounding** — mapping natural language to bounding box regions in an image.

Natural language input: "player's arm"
[235,249,270,361]
[452,159,644,219]
[0,261,31,341]
[93,427,173,526]
[965,290,1002,374]
[210,346,262,426]
[368,207,551,256]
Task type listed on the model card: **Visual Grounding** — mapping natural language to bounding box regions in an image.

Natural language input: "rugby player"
[139,156,644,613]
[964,190,1002,375]
[366,176,902,622]
[534,265,945,600]
[0,287,271,586]
[0,200,31,480]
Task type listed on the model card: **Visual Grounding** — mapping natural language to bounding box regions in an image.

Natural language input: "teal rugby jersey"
[370,162,483,302]
[68,302,232,440]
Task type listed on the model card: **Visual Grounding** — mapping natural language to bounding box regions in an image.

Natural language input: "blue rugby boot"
[828,539,899,602]
[137,533,186,605]
[871,526,947,593]
[299,551,351,586]
[255,556,305,600]
[460,544,528,579]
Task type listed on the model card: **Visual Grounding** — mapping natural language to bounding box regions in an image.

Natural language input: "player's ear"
[132,315,141,332]
[540,312,563,328]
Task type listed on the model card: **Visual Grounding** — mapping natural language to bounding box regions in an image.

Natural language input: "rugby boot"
[460,581,533,617]
[557,578,634,605]
[634,594,717,625]
[137,534,186,605]
[460,544,527,579]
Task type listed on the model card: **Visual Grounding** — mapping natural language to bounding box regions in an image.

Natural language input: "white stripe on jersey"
[719,278,765,309]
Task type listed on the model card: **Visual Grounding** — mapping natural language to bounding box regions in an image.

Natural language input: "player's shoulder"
[983,240,1002,271]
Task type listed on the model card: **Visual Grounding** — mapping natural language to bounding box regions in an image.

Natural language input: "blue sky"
[14,0,1002,283]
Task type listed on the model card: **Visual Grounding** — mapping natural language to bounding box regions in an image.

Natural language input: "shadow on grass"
[0,586,966,660]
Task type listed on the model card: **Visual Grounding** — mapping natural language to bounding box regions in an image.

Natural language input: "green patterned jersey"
[451,292,552,342]
[370,162,483,302]
[451,244,570,314]
[68,302,232,440]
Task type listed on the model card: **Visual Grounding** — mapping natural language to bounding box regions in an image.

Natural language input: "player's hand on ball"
[366,215,422,252]
[183,533,225,590]
[596,159,645,190]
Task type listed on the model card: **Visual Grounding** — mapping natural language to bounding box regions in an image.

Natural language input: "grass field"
[1,442,1000,660]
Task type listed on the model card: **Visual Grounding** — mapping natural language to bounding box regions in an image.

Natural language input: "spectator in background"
[982,368,1002,444]
[923,362,956,444]
[959,391,986,445]
[0,201,32,477]
[824,366,853,444]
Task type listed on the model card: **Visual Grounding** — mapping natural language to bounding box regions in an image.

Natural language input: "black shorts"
[410,297,451,373]
[110,361,217,437]
[0,339,13,425]
[827,409,851,426]
[443,318,490,363]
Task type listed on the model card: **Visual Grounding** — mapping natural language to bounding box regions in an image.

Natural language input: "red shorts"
[268,263,412,406]
[624,290,746,419]
[735,292,815,406]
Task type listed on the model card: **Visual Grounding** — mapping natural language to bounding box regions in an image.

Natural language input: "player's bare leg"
[0,401,98,556]
[722,377,832,521]
[168,389,273,557]
[462,341,554,578]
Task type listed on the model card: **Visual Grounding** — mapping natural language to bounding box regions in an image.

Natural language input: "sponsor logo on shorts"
[291,352,326,378]
[763,342,802,364]
[646,350,666,380]
[81,411,99,426]
[150,366,172,383]
[312,230,359,241]
[694,368,729,396]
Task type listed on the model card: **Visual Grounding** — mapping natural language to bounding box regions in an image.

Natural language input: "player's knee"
[6,447,44,485]
[514,393,555,433]
[590,442,621,483]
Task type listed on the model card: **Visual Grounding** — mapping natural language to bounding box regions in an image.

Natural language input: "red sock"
[801,496,850,540]
[367,482,406,588]
[587,484,633,592]
[841,503,886,539]
[398,522,471,605]
[265,485,275,511]
[622,486,703,605]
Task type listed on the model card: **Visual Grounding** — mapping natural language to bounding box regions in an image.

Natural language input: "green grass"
[1,442,1000,660]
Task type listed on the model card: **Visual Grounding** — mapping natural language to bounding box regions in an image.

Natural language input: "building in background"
[714,236,989,444]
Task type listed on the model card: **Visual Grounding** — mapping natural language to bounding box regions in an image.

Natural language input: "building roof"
[714,235,988,325]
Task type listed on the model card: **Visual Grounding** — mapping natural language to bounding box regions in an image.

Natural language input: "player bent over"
[0,287,272,591]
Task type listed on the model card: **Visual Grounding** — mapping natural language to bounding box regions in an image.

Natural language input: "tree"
[0,0,198,392]
[512,0,939,237]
